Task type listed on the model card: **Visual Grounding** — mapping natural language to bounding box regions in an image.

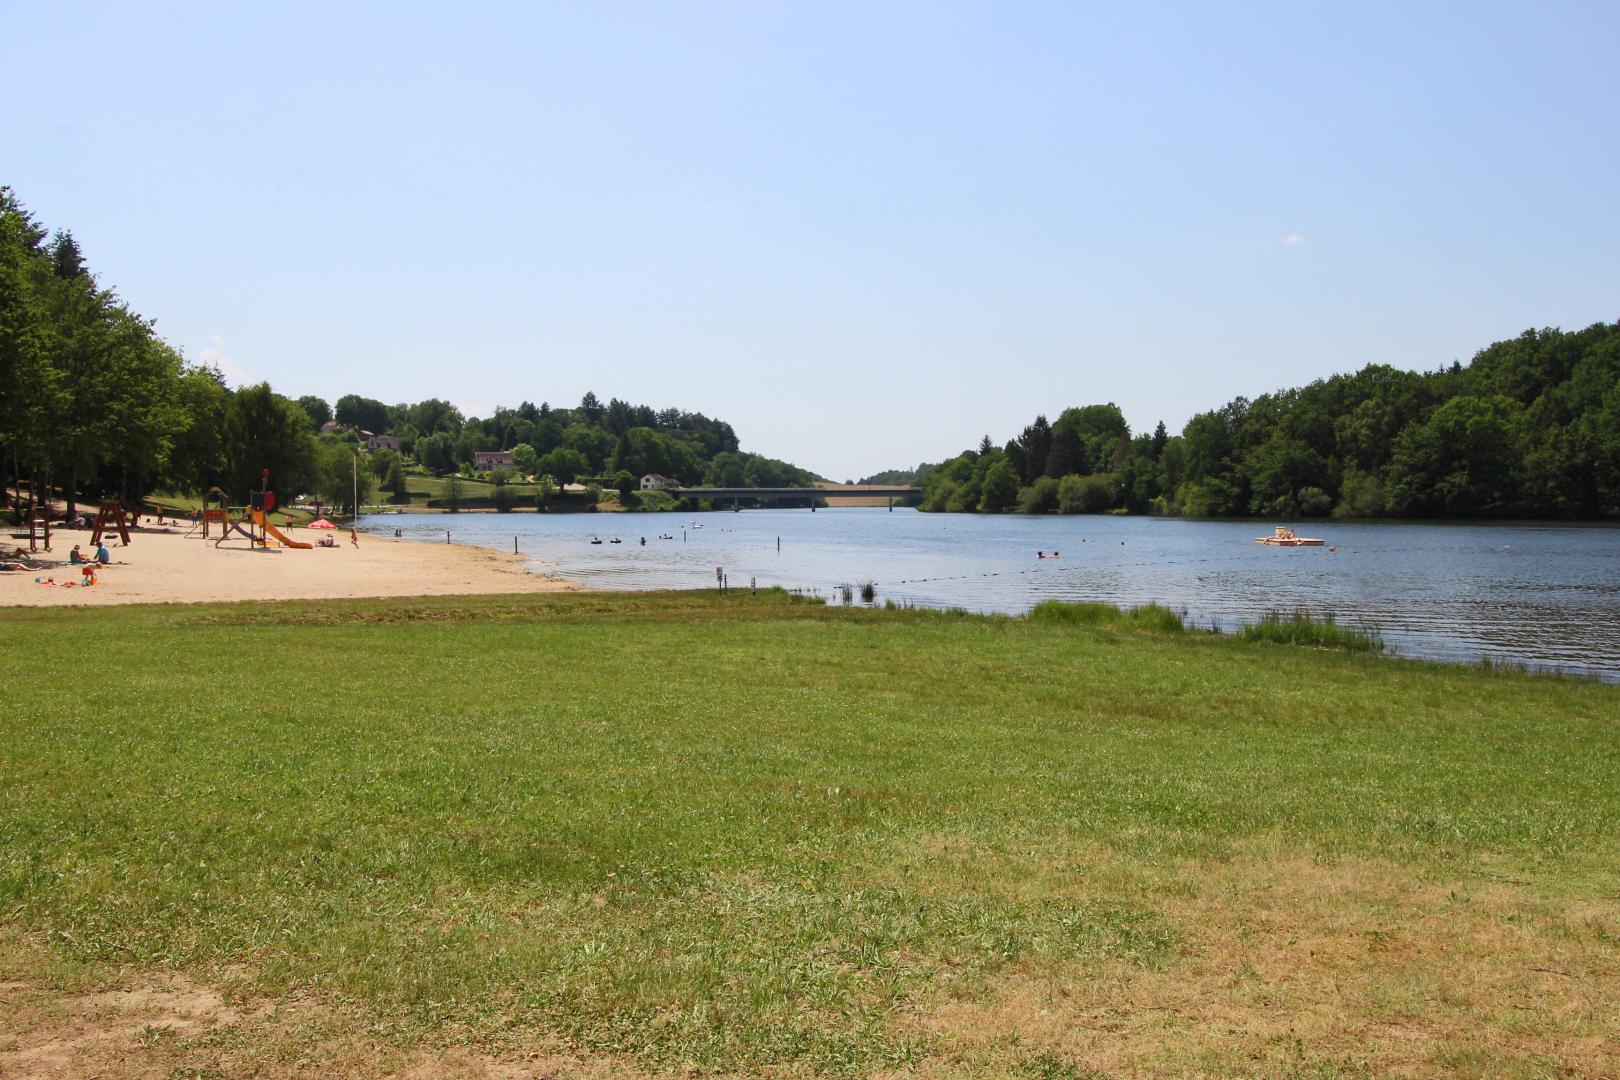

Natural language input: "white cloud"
[1282,233,1306,246]
[198,334,252,387]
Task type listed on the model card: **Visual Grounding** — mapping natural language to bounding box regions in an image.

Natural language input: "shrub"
[1296,486,1333,516]
[1019,476,1060,514]
[1057,473,1117,514]
[1334,468,1387,519]
[1240,611,1381,652]
[1030,601,1186,634]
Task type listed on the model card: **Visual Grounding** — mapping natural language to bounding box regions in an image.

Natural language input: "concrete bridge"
[670,484,922,509]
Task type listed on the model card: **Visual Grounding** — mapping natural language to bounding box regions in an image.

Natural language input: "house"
[366,434,401,452]
[474,450,515,470]
[640,473,680,491]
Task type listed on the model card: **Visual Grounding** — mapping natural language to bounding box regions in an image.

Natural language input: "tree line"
[0,189,818,518]
[913,321,1620,519]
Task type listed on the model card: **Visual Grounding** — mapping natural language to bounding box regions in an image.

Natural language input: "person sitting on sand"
[70,544,85,564]
[96,543,111,563]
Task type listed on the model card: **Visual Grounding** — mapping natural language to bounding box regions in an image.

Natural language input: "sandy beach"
[1,525,579,607]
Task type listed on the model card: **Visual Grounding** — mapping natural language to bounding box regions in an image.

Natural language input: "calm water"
[362,508,1620,679]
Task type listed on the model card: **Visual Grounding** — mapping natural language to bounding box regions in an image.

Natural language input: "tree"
[314,442,374,514]
[223,383,317,502]
[1019,415,1052,482]
[453,426,487,468]
[297,395,333,429]
[511,442,539,477]
[562,423,615,471]
[405,398,462,435]
[368,447,397,480]
[334,394,389,432]
[50,230,86,280]
[1243,431,1328,516]
[164,364,230,493]
[444,473,463,512]
[609,427,700,484]
[538,447,589,485]
[613,469,636,500]
[418,431,457,475]
[978,456,1019,512]
[1386,395,1526,516]
[384,456,409,502]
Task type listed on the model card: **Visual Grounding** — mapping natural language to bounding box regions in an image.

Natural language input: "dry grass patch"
[898,844,1619,1078]
[0,937,665,1080]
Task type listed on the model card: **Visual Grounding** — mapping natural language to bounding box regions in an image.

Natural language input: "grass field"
[2,593,1617,1078]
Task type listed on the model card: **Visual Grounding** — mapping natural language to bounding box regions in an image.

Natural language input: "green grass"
[1,592,1616,1076]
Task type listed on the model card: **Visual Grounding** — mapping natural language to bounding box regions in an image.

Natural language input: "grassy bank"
[2,593,1616,1077]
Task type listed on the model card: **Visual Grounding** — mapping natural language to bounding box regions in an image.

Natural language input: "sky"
[8,2,1618,481]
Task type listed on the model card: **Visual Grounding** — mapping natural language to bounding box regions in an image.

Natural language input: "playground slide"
[251,510,313,549]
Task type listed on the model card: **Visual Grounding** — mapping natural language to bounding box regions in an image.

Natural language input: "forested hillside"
[0,189,816,516]
[917,322,1620,519]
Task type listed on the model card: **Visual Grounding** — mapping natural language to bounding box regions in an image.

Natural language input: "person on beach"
[96,543,110,563]
[349,528,359,548]
[70,544,85,564]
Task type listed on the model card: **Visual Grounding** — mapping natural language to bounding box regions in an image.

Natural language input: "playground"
[1,526,574,606]
[4,467,576,606]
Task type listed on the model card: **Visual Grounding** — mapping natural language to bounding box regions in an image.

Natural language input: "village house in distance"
[473,450,515,470]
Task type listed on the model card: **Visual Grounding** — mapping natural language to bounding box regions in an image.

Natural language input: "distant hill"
[859,464,938,486]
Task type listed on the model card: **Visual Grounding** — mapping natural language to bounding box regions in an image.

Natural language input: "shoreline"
[1,526,582,608]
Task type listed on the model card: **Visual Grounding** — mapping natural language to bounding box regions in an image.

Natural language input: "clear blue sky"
[9,2,1618,480]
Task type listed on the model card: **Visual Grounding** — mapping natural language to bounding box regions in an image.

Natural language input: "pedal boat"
[1254,526,1324,547]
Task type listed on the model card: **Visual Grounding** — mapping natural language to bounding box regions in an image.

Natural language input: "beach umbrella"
[309,518,337,530]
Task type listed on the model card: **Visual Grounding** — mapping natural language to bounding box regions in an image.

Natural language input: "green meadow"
[2,593,1617,1078]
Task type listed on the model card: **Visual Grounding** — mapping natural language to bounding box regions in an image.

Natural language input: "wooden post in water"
[513,535,518,553]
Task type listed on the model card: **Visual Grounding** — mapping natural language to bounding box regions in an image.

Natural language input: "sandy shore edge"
[2,526,581,607]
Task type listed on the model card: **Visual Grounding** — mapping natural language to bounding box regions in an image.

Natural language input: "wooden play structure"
[21,493,51,552]
[89,499,133,547]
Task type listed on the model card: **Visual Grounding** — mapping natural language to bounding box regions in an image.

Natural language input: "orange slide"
[250,510,313,549]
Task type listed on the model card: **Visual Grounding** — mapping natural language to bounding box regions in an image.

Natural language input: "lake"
[361,508,1620,679]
